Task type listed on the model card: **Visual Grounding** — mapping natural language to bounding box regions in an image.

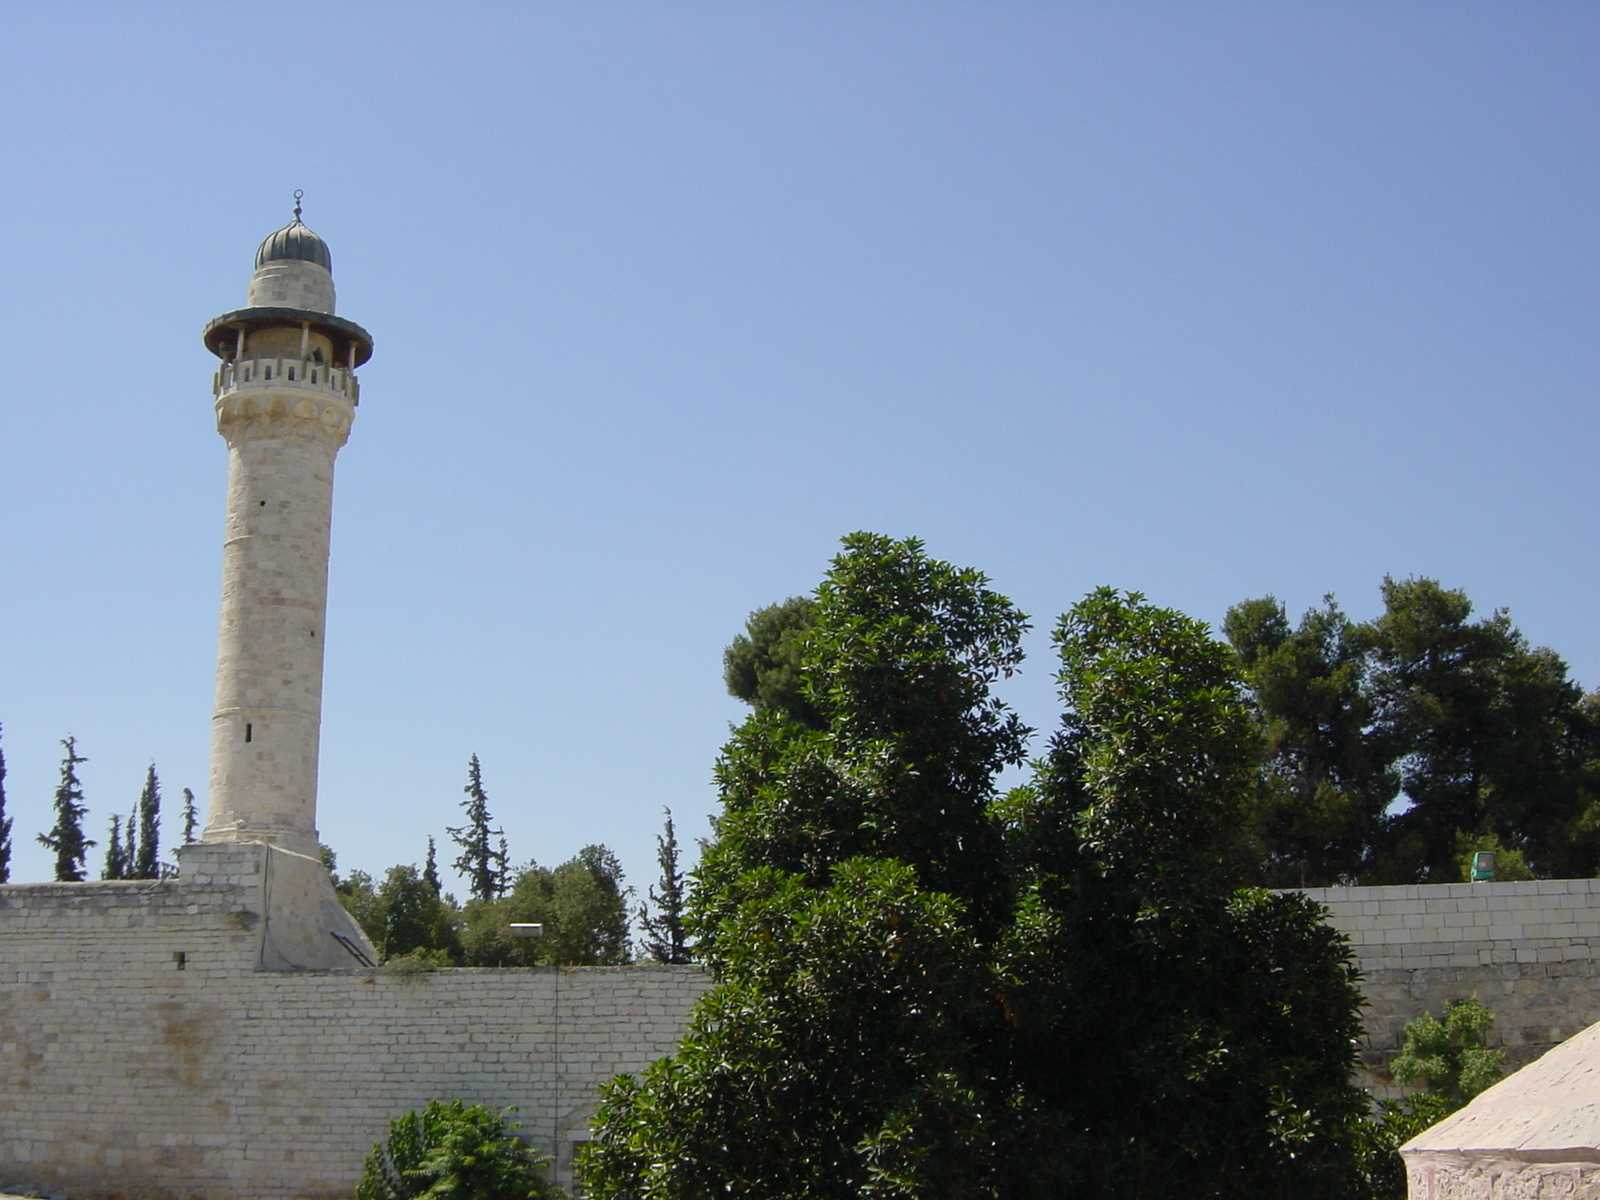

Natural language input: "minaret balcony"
[213,356,360,405]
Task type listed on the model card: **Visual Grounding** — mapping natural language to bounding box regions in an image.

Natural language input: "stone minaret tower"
[200,195,373,860]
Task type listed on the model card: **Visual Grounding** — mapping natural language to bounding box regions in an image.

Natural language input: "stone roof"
[1404,1018,1600,1159]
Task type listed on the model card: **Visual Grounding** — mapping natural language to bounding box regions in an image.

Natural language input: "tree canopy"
[332,838,633,969]
[357,1101,561,1200]
[1227,578,1599,885]
[448,754,509,903]
[637,808,693,964]
[996,589,1373,1196]
[461,847,633,967]
[722,595,823,728]
[38,736,93,882]
[133,763,161,880]
[582,538,1377,1200]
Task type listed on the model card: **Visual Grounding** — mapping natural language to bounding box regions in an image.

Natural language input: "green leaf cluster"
[356,1100,561,1200]
[995,590,1374,1197]
[723,596,823,729]
[333,845,632,969]
[1389,996,1504,1108]
[1356,997,1508,1194]
[1226,580,1600,885]
[461,846,633,968]
[581,537,1379,1200]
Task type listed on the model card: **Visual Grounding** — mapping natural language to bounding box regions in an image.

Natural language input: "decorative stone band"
[215,388,354,447]
[214,356,360,404]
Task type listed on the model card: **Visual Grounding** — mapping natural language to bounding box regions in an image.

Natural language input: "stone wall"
[1297,880,1600,1096]
[0,852,710,1200]
[8,866,1600,1199]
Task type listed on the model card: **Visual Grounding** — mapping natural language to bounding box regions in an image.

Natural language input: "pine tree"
[134,764,161,879]
[0,720,12,884]
[181,787,198,844]
[448,754,508,902]
[38,736,94,882]
[423,836,442,896]
[637,808,692,963]
[103,814,128,880]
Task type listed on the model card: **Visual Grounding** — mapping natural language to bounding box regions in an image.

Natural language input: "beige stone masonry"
[0,864,710,1199]
[1293,880,1600,1097]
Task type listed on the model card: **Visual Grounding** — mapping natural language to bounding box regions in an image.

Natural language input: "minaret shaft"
[205,407,347,858]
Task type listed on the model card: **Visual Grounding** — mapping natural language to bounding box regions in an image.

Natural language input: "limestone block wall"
[0,869,710,1200]
[1296,880,1600,1096]
[8,869,1600,1199]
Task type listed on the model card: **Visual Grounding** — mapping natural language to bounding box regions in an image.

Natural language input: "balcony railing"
[214,358,359,404]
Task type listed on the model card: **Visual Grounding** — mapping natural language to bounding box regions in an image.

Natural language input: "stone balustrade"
[213,356,359,403]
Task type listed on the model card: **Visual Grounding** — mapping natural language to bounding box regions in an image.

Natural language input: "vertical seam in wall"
[552,966,561,1162]
[257,847,274,969]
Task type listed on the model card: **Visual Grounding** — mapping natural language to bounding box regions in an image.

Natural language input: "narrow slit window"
[173,951,187,970]
[245,723,253,743]
[287,368,296,381]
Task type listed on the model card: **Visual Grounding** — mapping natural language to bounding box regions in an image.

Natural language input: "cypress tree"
[448,754,508,902]
[0,720,12,884]
[103,814,128,880]
[134,764,161,879]
[637,808,692,964]
[38,736,94,882]
[423,836,442,896]
[181,786,198,844]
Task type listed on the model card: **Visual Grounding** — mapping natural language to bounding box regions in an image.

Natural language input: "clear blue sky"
[1,4,1595,900]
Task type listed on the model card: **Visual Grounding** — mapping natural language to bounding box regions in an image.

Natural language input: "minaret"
[200,194,373,860]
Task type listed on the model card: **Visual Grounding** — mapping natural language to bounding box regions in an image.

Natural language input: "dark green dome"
[254,194,332,272]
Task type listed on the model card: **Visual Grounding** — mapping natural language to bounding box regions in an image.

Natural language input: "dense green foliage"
[102,813,130,880]
[581,537,1377,1200]
[0,721,12,883]
[134,763,161,879]
[180,786,198,845]
[696,535,1029,946]
[998,590,1374,1197]
[462,848,632,967]
[100,766,164,881]
[588,535,1025,1198]
[38,736,93,882]
[1362,997,1508,1191]
[374,865,464,964]
[334,841,632,968]
[637,808,692,964]
[1227,580,1600,886]
[1389,996,1504,1108]
[449,754,509,903]
[356,1100,561,1200]
[585,860,994,1199]
[721,596,822,728]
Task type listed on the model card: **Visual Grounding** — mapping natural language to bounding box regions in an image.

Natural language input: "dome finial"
[292,189,305,224]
